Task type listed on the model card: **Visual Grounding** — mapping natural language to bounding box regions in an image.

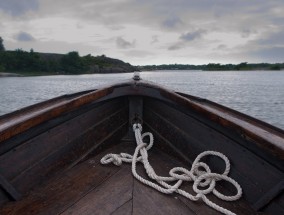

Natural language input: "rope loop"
[101,123,242,215]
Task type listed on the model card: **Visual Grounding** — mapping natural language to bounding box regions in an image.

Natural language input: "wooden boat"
[0,73,283,215]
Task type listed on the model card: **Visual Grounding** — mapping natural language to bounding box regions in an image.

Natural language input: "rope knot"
[133,123,142,132]
[100,154,122,166]
[101,123,242,215]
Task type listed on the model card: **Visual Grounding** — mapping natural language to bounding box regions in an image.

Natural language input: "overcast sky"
[1,0,284,65]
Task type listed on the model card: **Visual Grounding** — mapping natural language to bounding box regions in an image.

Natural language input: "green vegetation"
[0,37,5,51]
[0,37,136,75]
[0,50,136,75]
[138,64,202,71]
[138,62,284,71]
[203,62,284,71]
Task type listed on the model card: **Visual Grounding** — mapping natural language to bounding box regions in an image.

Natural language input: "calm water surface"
[0,70,283,129]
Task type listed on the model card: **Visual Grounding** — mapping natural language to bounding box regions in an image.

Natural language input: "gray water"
[0,70,283,129]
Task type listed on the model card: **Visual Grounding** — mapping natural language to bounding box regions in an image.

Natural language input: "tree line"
[0,49,89,74]
[0,49,136,74]
[138,62,284,71]
[0,37,136,75]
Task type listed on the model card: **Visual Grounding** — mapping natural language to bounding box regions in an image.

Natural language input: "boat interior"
[0,80,283,214]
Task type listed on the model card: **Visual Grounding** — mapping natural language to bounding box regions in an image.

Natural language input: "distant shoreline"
[1,69,284,78]
[0,71,135,77]
[0,72,23,77]
[140,69,284,72]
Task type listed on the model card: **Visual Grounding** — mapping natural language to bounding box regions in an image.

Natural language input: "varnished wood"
[0,141,258,215]
[0,99,126,181]
[0,143,132,215]
[143,98,283,205]
[111,200,132,215]
[61,166,133,215]
[0,87,114,143]
[0,79,283,214]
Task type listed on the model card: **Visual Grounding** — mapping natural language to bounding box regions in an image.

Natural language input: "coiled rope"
[101,123,242,215]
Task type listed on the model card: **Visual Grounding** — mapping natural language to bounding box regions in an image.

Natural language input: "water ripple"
[0,71,283,129]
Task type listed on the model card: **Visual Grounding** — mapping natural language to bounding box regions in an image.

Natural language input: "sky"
[0,0,284,65]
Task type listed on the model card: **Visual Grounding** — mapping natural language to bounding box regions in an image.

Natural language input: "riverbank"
[0,70,134,77]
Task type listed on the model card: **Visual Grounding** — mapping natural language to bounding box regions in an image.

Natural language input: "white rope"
[100,123,242,215]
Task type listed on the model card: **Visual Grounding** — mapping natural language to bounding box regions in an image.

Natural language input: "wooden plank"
[144,99,284,204]
[0,97,115,156]
[177,93,284,172]
[133,180,195,215]
[0,99,125,181]
[158,84,284,160]
[0,90,94,123]
[144,107,262,189]
[137,148,217,215]
[0,87,114,143]
[131,148,194,214]
[253,180,284,210]
[132,147,198,215]
[178,92,284,135]
[61,166,133,215]
[133,179,196,215]
[111,200,132,215]
[0,142,134,215]
[0,137,258,215]
[11,109,128,194]
[147,126,259,212]
[144,147,256,215]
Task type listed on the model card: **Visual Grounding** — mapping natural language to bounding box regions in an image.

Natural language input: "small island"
[0,37,136,76]
[0,50,137,76]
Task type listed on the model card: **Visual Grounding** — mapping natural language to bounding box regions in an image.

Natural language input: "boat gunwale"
[0,79,283,160]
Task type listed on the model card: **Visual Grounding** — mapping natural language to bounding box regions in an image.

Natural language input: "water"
[0,70,283,129]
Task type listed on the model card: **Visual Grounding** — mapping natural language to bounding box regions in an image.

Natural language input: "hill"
[0,49,137,75]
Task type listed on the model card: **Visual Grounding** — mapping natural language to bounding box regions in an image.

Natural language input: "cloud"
[216,44,227,50]
[0,0,39,16]
[15,32,36,42]
[168,29,207,50]
[249,47,284,63]
[116,37,135,49]
[124,50,154,58]
[1,0,284,64]
[162,16,183,29]
[180,29,206,41]
[234,29,284,62]
[241,29,258,38]
[168,42,184,51]
[256,30,284,46]
[151,35,159,44]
